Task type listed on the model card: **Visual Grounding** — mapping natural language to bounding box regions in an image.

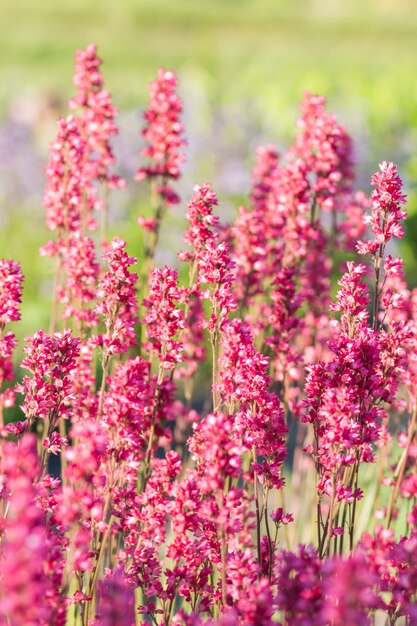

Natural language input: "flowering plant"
[1,45,417,626]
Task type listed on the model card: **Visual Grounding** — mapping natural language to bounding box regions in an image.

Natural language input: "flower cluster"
[220,319,287,488]
[42,116,90,234]
[95,238,138,355]
[357,161,407,255]
[19,329,79,418]
[303,163,409,556]
[0,259,23,328]
[290,92,353,212]
[182,183,236,331]
[0,435,65,625]
[136,68,186,205]
[143,266,185,369]
[69,43,124,189]
[0,259,23,422]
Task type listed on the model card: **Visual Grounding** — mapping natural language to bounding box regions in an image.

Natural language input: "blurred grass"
[1,0,416,115]
[1,0,417,345]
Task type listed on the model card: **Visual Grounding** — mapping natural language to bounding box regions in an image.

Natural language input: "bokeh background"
[1,0,417,341]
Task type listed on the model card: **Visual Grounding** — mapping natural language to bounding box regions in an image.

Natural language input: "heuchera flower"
[42,116,94,235]
[0,259,23,327]
[0,332,18,420]
[69,43,124,190]
[357,161,407,255]
[358,527,417,621]
[0,435,65,625]
[187,414,261,615]
[57,232,99,328]
[0,259,23,422]
[103,354,177,486]
[143,266,185,369]
[189,412,244,492]
[275,544,323,626]
[304,264,388,496]
[95,238,138,355]
[18,329,80,435]
[182,185,236,326]
[321,553,382,625]
[220,319,287,489]
[275,545,382,626]
[135,68,186,205]
[303,163,409,553]
[290,92,353,212]
[181,183,220,264]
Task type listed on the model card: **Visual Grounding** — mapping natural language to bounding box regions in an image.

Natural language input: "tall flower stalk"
[304,163,409,557]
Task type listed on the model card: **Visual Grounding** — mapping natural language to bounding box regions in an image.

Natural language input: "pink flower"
[95,238,138,354]
[0,259,23,327]
[290,92,353,212]
[69,44,124,190]
[18,329,80,429]
[43,116,94,234]
[220,319,287,489]
[357,161,407,254]
[181,183,220,263]
[275,544,323,625]
[42,431,68,455]
[136,68,186,205]
[181,183,237,328]
[0,435,65,625]
[58,232,99,327]
[143,266,185,369]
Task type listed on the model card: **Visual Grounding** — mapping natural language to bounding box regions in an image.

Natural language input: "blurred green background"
[1,0,417,343]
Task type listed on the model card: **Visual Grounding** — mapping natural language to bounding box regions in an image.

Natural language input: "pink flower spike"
[136,68,186,205]
[357,161,407,254]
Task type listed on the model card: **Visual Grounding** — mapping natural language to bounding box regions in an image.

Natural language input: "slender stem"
[145,176,166,262]
[220,527,227,606]
[97,353,110,421]
[310,193,317,225]
[386,402,417,528]
[211,337,220,412]
[373,256,382,331]
[84,499,114,626]
[322,471,337,557]
[349,458,360,551]
[142,363,165,489]
[339,502,348,555]
[59,417,67,485]
[49,255,62,334]
[263,486,274,581]
[210,300,221,412]
[372,211,387,332]
[252,445,262,567]
[101,182,109,244]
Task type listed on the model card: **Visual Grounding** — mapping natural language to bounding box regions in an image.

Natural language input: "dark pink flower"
[143,266,185,369]
[95,238,138,354]
[136,68,185,205]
